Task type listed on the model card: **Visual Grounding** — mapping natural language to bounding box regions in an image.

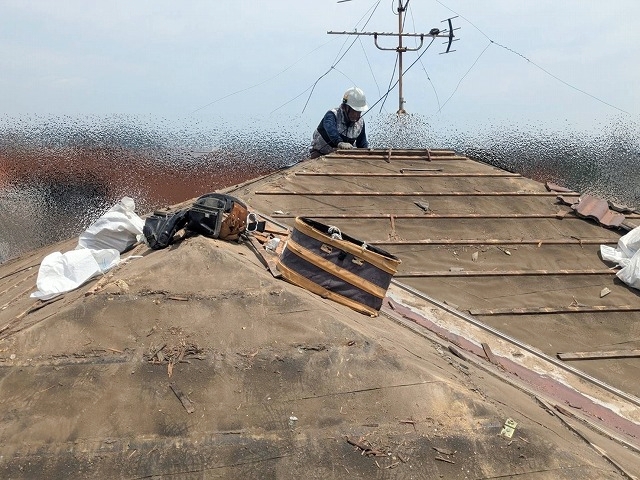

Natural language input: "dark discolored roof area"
[0,149,639,478]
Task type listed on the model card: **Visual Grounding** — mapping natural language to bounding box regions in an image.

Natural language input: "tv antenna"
[329,0,458,114]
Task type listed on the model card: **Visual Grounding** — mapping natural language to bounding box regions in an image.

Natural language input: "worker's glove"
[337,142,353,149]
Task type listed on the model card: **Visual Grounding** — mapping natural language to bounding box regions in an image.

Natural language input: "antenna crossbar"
[331,1,458,113]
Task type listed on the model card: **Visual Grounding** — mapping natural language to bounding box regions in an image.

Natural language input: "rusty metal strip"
[470,305,640,316]
[294,172,522,177]
[254,190,579,197]
[397,269,617,277]
[369,238,616,245]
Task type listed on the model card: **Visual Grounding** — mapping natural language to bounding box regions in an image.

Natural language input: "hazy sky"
[2,0,639,129]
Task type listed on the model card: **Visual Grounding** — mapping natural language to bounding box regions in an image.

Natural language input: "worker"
[309,87,369,159]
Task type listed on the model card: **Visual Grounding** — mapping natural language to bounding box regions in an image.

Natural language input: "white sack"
[618,225,640,258]
[78,197,144,252]
[600,225,640,290]
[616,249,640,290]
[31,248,120,300]
[600,245,627,265]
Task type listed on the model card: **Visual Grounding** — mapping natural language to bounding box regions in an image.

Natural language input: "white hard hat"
[342,87,368,112]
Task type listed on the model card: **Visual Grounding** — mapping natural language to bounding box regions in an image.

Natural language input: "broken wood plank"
[557,349,640,361]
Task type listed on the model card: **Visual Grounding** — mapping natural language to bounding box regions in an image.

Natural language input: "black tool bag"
[187,193,249,240]
[186,195,226,238]
[143,210,189,250]
[277,217,401,316]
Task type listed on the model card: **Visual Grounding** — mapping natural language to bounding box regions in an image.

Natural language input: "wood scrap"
[481,342,501,367]
[433,446,455,456]
[435,456,455,464]
[557,349,640,361]
[169,383,194,414]
[345,437,386,457]
[244,234,282,278]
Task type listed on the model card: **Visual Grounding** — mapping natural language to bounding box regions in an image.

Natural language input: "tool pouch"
[187,193,248,241]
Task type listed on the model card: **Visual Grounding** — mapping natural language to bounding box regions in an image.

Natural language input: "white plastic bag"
[600,225,640,290]
[600,245,626,264]
[31,248,120,300]
[78,197,144,252]
[616,249,640,290]
[618,225,640,259]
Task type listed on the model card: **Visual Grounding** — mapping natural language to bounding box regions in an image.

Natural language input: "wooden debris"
[414,201,431,213]
[148,343,166,361]
[244,234,282,278]
[389,215,399,240]
[600,287,611,298]
[557,349,640,361]
[435,456,455,464]
[482,342,500,367]
[433,446,455,456]
[345,437,386,457]
[448,345,469,361]
[166,295,189,301]
[169,383,194,413]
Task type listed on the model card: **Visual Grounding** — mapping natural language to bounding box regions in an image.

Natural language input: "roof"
[0,148,638,478]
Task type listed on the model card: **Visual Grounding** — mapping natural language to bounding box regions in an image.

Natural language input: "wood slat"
[294,172,522,178]
[370,239,617,245]
[397,269,617,277]
[255,190,578,197]
[558,350,640,360]
[470,305,640,316]
[273,213,583,220]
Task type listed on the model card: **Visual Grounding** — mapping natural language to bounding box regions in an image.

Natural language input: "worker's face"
[346,105,361,122]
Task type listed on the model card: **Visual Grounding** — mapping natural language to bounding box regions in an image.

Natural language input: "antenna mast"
[329,0,458,114]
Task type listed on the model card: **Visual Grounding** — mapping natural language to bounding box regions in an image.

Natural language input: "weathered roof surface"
[0,148,639,478]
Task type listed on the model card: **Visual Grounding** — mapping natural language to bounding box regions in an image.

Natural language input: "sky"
[1,0,640,131]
